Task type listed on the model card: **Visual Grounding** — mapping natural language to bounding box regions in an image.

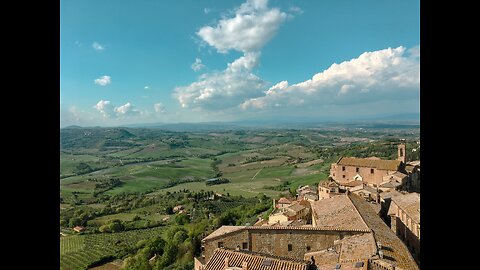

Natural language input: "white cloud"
[240,46,420,110]
[176,0,294,111]
[174,67,266,110]
[92,42,105,51]
[144,86,150,89]
[288,6,304,15]
[94,75,111,86]
[204,8,211,14]
[94,100,113,117]
[154,103,165,113]
[197,0,288,53]
[191,58,205,72]
[114,102,141,116]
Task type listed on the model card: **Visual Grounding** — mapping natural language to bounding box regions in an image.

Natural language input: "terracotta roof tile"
[310,195,370,231]
[337,157,402,171]
[205,248,310,270]
[348,194,419,270]
[278,197,292,204]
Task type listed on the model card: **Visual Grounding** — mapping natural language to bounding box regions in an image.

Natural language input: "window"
[370,169,374,174]
[342,175,345,178]
[327,190,329,193]
[306,246,311,251]
[288,244,292,251]
[356,167,359,173]
[218,242,224,248]
[333,173,335,177]
[342,166,345,171]
[242,242,248,249]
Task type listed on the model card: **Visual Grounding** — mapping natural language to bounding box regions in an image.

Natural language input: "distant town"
[196,142,420,270]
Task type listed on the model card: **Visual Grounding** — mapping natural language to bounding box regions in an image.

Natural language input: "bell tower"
[398,142,406,163]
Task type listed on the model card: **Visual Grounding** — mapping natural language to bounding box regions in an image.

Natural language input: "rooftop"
[203,225,370,242]
[204,248,311,270]
[320,181,339,188]
[310,195,370,231]
[391,193,420,224]
[278,197,292,204]
[288,203,306,213]
[348,194,419,270]
[379,189,403,200]
[305,233,375,269]
[342,180,365,187]
[336,157,402,171]
[203,226,246,241]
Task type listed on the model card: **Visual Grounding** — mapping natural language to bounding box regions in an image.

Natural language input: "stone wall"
[202,228,361,262]
[203,230,250,261]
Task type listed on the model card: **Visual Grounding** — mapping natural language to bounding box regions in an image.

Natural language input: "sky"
[60,0,420,127]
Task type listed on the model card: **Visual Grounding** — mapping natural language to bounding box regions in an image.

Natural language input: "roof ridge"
[202,226,371,241]
[346,195,371,234]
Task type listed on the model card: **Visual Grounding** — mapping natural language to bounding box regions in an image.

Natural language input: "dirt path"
[251,168,263,180]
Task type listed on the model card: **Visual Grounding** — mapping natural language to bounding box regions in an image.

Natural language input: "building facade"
[387,192,420,264]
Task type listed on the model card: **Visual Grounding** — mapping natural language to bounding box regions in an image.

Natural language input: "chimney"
[242,261,248,270]
[224,257,229,268]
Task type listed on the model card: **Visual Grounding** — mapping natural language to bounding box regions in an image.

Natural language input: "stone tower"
[398,143,406,163]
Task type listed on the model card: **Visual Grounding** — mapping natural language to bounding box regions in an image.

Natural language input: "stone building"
[348,184,379,203]
[297,185,319,201]
[387,192,420,264]
[200,226,368,263]
[274,197,293,209]
[199,194,419,270]
[317,180,340,200]
[405,161,420,192]
[330,156,404,186]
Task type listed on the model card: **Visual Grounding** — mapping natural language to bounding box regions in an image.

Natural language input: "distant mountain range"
[61,113,419,131]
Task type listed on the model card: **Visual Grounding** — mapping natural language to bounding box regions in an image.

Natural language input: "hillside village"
[195,143,420,270]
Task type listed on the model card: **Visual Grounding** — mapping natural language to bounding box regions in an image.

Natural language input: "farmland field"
[60,227,164,270]
[60,125,420,268]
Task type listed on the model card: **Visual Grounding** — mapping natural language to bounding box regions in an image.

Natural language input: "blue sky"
[60,0,420,127]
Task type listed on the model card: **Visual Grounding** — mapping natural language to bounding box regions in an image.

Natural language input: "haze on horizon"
[60,0,420,128]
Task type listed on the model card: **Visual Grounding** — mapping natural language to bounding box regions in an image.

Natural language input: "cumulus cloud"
[94,75,111,86]
[240,46,420,110]
[191,58,205,72]
[94,100,113,117]
[197,0,287,53]
[176,0,292,111]
[144,86,150,89]
[93,100,141,118]
[154,103,165,113]
[114,102,141,116]
[204,8,211,14]
[92,42,105,51]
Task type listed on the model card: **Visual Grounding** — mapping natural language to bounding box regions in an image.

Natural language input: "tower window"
[342,175,345,178]
[342,166,345,171]
[218,242,224,248]
[242,242,248,249]
[356,167,359,173]
[306,246,311,251]
[370,169,374,174]
[288,244,292,251]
